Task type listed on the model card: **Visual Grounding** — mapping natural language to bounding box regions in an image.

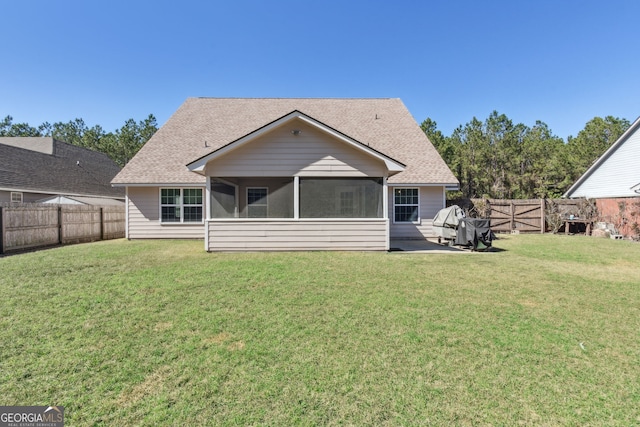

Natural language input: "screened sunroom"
[210,177,384,219]
[204,176,389,251]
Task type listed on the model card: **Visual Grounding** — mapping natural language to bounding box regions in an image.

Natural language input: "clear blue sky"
[2,0,638,140]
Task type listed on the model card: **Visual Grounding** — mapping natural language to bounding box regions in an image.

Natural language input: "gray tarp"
[433,205,465,228]
[455,218,493,250]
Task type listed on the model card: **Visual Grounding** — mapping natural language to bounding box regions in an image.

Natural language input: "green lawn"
[1,235,639,426]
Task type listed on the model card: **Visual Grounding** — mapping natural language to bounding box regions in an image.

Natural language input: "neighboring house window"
[10,192,23,204]
[160,188,203,223]
[247,187,268,218]
[394,188,419,222]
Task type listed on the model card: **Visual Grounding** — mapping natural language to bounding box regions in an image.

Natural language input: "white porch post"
[206,177,212,220]
[383,177,390,251]
[125,186,129,240]
[205,177,211,251]
[294,176,300,219]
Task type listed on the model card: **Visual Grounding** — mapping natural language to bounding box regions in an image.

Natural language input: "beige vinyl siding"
[205,121,386,177]
[389,186,444,239]
[127,186,204,239]
[207,219,387,251]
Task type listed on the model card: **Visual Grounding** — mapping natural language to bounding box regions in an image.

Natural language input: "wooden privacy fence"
[486,199,545,233]
[0,204,125,254]
[449,198,587,234]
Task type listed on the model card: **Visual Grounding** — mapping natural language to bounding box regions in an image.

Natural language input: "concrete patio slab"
[389,239,470,253]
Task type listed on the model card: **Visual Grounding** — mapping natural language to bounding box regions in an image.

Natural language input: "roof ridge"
[192,97,400,100]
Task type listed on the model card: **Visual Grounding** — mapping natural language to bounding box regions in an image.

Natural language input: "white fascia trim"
[113,183,206,187]
[389,183,459,189]
[564,116,640,198]
[295,115,405,173]
[186,111,406,174]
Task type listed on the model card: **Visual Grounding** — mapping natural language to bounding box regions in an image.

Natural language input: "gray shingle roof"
[112,98,458,186]
[0,137,124,198]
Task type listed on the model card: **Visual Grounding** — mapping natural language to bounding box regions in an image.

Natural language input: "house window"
[10,192,23,204]
[394,188,419,222]
[160,188,203,223]
[247,187,268,218]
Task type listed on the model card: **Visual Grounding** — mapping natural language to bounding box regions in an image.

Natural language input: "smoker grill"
[433,205,465,245]
[433,205,494,251]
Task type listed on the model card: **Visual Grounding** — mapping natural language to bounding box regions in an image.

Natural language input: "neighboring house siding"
[389,186,444,239]
[205,122,386,178]
[569,126,640,198]
[0,190,55,203]
[127,187,203,239]
[207,219,387,251]
[23,192,52,203]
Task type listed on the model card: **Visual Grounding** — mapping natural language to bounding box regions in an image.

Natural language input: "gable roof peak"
[187,108,405,174]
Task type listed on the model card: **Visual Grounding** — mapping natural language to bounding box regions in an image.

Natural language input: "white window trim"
[246,187,268,218]
[159,187,204,224]
[393,187,420,224]
[10,192,23,203]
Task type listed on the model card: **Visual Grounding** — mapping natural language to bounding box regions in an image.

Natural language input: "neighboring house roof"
[564,116,640,199]
[0,137,124,198]
[36,195,125,206]
[112,98,458,186]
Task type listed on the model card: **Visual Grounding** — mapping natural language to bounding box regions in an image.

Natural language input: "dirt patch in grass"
[227,341,245,351]
[153,321,172,332]
[202,332,231,346]
[117,366,170,406]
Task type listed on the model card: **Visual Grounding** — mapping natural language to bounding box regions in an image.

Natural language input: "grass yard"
[1,235,639,426]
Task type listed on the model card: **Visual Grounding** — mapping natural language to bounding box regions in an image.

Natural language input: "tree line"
[0,114,158,167]
[1,110,630,199]
[421,112,630,199]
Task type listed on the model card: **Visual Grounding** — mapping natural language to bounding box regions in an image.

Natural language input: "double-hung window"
[247,187,268,218]
[394,188,419,223]
[160,188,203,223]
[10,192,23,204]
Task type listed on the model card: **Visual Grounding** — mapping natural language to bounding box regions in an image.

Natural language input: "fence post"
[0,207,4,254]
[510,200,515,231]
[540,199,546,234]
[100,207,104,240]
[58,206,63,245]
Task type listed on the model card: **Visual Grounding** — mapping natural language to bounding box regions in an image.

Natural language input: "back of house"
[112,98,458,251]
